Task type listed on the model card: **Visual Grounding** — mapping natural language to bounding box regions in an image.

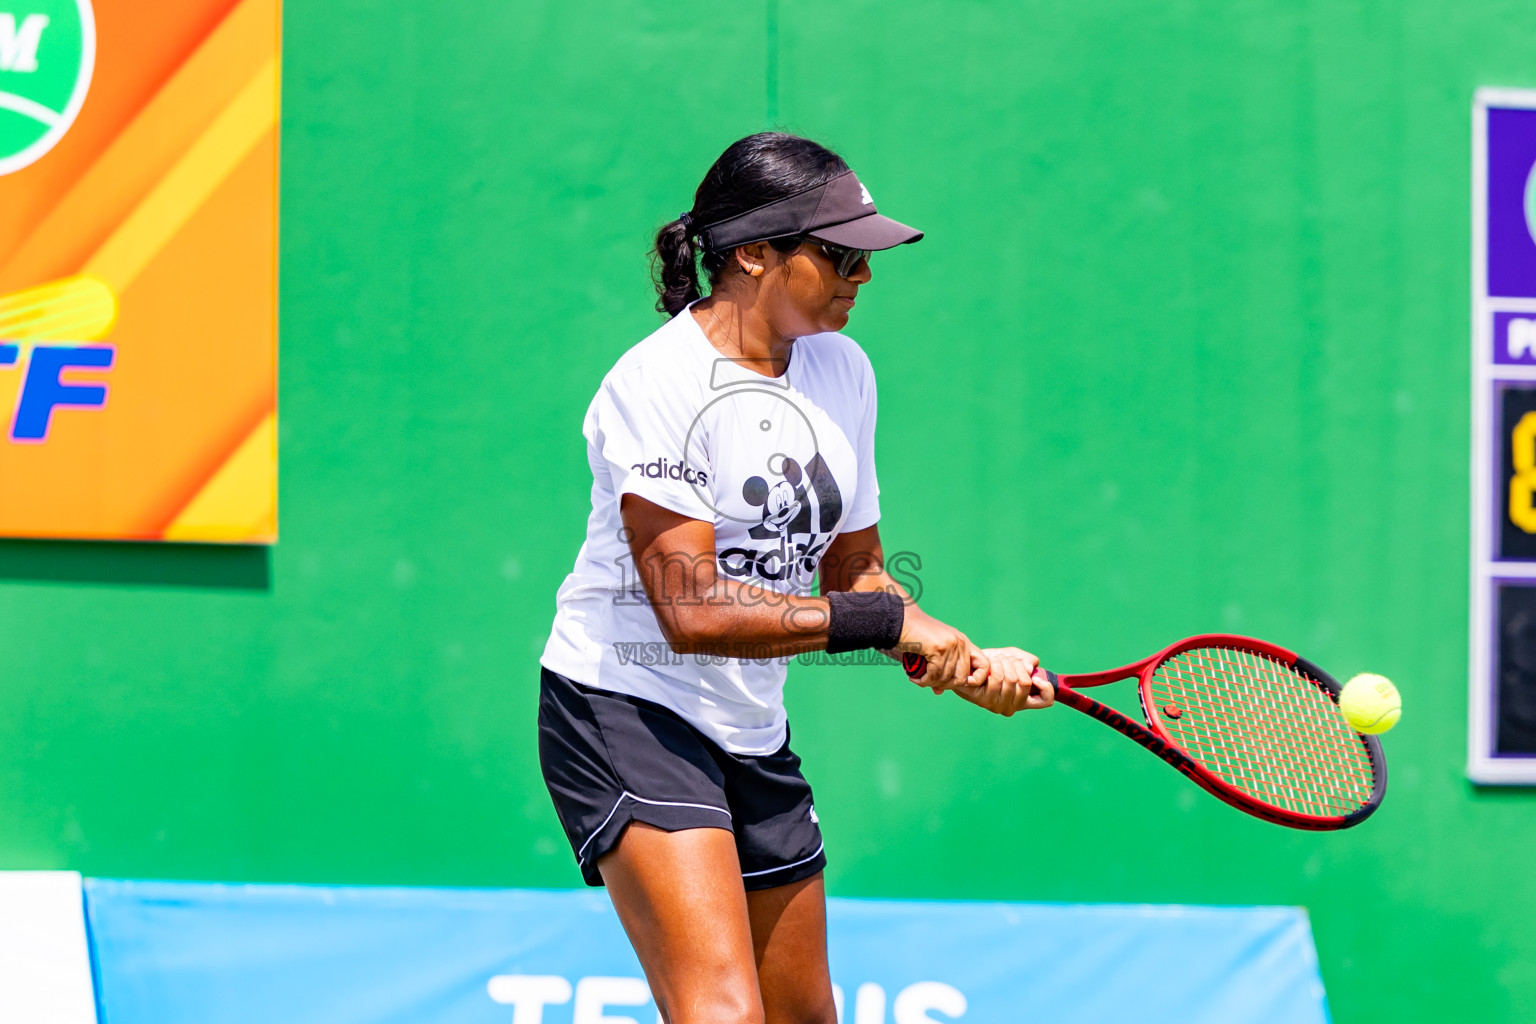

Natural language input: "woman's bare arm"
[621,493,831,659]
[621,495,979,690]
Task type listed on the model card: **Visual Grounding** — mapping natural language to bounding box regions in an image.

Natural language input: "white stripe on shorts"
[575,791,732,862]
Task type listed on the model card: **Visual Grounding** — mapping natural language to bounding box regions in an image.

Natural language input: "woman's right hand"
[896,604,990,692]
[953,647,1054,716]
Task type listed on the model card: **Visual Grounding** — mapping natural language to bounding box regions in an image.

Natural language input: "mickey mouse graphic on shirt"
[684,360,851,591]
[750,469,802,537]
[736,453,843,584]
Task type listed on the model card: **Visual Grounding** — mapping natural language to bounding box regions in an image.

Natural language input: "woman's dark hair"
[652,132,849,316]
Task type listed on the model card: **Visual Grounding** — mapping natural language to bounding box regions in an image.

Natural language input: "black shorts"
[537,667,826,890]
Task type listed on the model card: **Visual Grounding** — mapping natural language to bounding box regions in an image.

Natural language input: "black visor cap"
[698,170,923,254]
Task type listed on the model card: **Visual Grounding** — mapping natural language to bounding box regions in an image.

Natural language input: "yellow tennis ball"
[1339,673,1401,734]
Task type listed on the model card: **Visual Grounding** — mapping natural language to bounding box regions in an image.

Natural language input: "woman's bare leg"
[598,824,765,1024]
[747,873,837,1024]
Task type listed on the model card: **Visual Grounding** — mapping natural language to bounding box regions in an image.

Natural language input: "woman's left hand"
[952,647,1055,716]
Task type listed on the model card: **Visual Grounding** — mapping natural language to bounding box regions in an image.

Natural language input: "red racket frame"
[903,632,1387,830]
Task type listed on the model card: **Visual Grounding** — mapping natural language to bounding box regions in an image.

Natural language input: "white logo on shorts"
[809,805,819,824]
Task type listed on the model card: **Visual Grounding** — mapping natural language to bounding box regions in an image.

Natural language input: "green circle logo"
[0,0,94,176]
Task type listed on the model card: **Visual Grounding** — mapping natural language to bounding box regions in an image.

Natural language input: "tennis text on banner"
[486,974,968,1024]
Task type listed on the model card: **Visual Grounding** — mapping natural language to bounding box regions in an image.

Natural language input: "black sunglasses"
[802,238,871,279]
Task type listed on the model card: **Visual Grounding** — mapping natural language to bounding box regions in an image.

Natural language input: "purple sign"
[1487,107,1536,298]
[1494,311,1536,364]
[1472,92,1536,784]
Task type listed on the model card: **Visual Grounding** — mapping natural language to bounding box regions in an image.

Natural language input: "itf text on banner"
[0,0,279,542]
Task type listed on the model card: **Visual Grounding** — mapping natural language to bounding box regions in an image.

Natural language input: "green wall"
[1,1,1532,1020]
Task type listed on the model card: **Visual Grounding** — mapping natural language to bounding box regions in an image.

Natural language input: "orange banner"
[0,0,278,542]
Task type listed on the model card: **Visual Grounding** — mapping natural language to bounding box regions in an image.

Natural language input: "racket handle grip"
[901,653,1060,692]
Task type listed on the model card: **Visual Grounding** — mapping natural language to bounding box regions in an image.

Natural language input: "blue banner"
[84,880,1328,1024]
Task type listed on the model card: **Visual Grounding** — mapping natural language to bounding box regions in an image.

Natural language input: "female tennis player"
[539,132,1054,1024]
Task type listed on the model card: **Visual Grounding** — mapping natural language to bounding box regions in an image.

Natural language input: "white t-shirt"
[540,306,881,754]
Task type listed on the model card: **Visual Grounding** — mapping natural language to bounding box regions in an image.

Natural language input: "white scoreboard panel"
[1470,89,1536,783]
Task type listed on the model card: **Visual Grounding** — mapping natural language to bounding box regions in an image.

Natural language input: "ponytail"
[652,213,700,317]
[651,133,850,318]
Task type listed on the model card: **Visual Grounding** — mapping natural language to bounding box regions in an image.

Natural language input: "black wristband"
[825,590,905,654]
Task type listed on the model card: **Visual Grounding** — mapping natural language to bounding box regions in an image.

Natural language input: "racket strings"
[1205,651,1325,809]
[1160,654,1340,816]
[1181,650,1365,816]
[1148,648,1375,817]
[1222,650,1359,813]
[1193,650,1370,815]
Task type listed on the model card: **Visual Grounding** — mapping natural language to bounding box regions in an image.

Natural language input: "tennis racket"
[902,633,1387,830]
